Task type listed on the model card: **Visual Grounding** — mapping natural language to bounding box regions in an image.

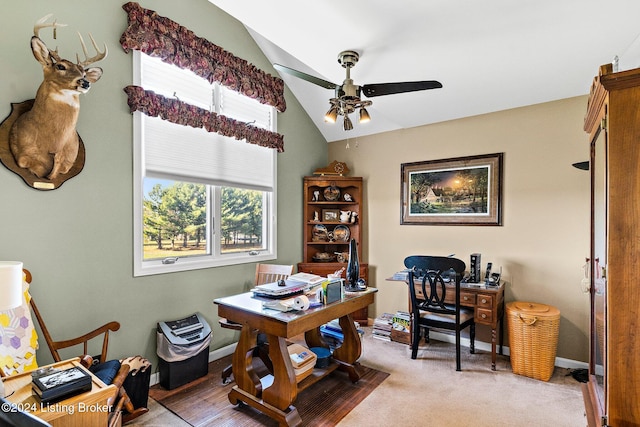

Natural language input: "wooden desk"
[391,278,505,370]
[214,288,377,427]
[3,358,117,427]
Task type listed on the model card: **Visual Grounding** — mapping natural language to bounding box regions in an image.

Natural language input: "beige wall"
[0,0,327,367]
[329,96,591,362]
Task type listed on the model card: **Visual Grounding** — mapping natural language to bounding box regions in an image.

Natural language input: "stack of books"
[372,312,394,341]
[391,311,411,344]
[391,269,411,281]
[32,366,92,403]
[319,319,364,344]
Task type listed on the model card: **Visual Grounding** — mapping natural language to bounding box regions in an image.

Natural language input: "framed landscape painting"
[401,153,503,225]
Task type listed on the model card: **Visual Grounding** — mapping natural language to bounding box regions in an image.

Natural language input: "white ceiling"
[209,0,640,142]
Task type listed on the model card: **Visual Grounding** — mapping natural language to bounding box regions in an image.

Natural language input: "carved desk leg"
[260,334,302,427]
[229,324,261,403]
[332,314,363,382]
[304,326,327,348]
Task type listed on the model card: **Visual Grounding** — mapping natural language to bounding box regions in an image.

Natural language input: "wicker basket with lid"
[506,301,560,381]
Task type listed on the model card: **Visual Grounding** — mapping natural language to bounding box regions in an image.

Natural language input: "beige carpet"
[128,327,586,426]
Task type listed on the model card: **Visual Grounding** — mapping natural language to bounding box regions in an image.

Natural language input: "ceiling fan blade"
[273,64,337,90]
[362,81,443,97]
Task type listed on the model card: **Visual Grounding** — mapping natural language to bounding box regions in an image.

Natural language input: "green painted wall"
[0,0,327,368]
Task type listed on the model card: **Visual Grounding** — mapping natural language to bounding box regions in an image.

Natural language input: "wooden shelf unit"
[297,175,369,324]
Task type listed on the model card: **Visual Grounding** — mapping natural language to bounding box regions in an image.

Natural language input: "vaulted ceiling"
[210,0,640,142]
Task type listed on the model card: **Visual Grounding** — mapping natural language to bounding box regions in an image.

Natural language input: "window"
[133,52,277,276]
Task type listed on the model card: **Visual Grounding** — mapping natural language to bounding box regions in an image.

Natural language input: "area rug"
[149,355,390,427]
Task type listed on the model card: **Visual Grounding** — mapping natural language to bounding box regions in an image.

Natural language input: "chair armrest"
[46,320,120,363]
[52,321,120,348]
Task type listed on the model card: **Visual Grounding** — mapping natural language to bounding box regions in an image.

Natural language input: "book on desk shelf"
[320,319,364,342]
[32,366,92,403]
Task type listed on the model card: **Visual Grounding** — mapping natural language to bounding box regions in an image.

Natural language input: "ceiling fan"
[274,50,442,131]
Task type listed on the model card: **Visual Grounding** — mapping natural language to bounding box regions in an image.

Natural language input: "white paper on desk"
[287,272,325,285]
[263,299,295,312]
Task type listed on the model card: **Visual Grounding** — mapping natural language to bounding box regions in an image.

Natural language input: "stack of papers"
[252,273,326,298]
[253,279,310,298]
[287,272,325,285]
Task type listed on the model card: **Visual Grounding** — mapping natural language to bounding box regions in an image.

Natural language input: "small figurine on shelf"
[313,211,319,222]
[312,190,320,201]
[350,212,358,224]
[343,193,353,202]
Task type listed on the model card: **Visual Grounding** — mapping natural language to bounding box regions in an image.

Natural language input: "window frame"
[132,51,277,277]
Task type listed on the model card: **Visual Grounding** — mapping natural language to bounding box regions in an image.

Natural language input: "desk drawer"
[476,308,494,324]
[445,291,476,306]
[460,292,476,306]
[477,294,494,308]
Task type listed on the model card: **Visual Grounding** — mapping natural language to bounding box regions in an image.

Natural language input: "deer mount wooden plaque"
[0,100,85,190]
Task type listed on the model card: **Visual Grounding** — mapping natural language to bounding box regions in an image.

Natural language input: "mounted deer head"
[9,14,107,181]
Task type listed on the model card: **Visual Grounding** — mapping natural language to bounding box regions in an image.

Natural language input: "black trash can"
[157,312,212,390]
[121,356,152,409]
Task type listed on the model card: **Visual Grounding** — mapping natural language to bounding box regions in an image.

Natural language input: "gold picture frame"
[401,153,503,225]
[322,209,340,222]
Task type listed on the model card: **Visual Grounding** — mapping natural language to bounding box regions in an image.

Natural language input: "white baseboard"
[428,331,588,370]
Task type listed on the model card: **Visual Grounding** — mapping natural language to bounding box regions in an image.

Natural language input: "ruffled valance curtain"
[119,1,286,152]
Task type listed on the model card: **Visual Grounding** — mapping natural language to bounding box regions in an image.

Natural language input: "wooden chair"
[219,263,294,383]
[403,256,475,371]
[23,270,148,426]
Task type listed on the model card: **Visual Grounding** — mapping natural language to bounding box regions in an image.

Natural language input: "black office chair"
[404,255,475,371]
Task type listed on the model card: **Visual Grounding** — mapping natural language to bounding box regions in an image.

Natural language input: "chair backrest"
[404,256,466,315]
[404,255,466,277]
[254,263,294,286]
[24,269,119,364]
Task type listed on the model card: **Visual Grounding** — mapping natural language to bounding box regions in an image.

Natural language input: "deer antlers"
[76,33,108,67]
[33,14,107,67]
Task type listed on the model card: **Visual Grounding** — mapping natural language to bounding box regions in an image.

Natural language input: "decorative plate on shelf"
[312,224,329,241]
[333,225,350,242]
[323,185,341,201]
[313,252,335,262]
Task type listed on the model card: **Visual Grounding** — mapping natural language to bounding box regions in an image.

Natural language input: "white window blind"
[140,54,213,110]
[143,115,275,192]
[139,53,276,192]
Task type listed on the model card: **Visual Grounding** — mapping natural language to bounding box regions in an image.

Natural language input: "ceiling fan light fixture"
[324,106,338,123]
[359,107,371,123]
[343,115,354,131]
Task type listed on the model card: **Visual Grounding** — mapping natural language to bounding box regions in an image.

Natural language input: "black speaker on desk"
[470,253,481,283]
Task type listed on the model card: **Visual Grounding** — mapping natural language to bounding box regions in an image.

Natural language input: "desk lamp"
[0,261,24,397]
